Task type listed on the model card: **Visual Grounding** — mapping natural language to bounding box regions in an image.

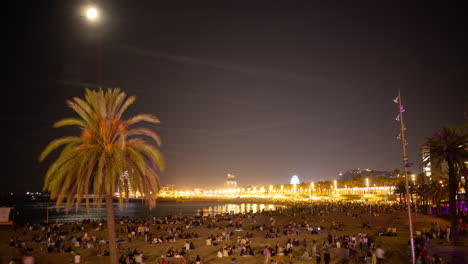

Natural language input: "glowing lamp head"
[86,7,99,21]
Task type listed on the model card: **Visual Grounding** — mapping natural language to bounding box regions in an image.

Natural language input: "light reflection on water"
[16,202,285,224]
[198,203,279,216]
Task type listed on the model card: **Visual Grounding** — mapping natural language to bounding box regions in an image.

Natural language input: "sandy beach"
[1,200,467,264]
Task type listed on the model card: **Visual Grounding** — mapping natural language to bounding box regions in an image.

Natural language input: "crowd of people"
[4,199,466,264]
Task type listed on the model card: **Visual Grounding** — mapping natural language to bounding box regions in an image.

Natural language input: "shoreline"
[3,194,399,206]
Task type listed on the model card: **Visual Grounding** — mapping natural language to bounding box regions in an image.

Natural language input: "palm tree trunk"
[448,161,459,245]
[422,199,427,215]
[106,193,118,264]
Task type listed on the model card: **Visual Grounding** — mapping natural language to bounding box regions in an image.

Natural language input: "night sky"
[6,2,467,194]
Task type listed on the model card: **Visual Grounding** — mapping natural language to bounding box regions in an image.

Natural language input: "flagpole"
[397,90,416,264]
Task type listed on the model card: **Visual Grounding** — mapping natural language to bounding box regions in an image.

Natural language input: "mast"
[396,90,416,264]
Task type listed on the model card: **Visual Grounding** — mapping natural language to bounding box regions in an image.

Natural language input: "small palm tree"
[422,124,467,244]
[394,180,407,206]
[39,88,165,263]
[428,175,448,215]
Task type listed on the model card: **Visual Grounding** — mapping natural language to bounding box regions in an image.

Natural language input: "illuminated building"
[422,145,447,180]
[225,173,237,189]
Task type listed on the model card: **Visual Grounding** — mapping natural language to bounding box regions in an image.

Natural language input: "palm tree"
[39,88,165,263]
[352,175,363,187]
[422,124,467,244]
[394,180,407,206]
[429,176,448,215]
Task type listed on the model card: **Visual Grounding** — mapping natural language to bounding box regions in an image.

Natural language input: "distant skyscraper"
[422,145,432,179]
[225,173,237,189]
[422,145,448,180]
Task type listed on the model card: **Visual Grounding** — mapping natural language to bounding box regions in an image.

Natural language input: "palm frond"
[39,137,80,162]
[127,128,162,146]
[53,118,86,128]
[116,95,136,119]
[127,114,160,126]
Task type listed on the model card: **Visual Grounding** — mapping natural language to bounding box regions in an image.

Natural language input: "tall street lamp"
[82,5,103,88]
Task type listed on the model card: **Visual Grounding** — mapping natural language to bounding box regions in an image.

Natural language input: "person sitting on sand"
[179,255,188,264]
[64,245,72,253]
[135,252,144,264]
[159,257,168,264]
[243,246,254,256]
[223,246,229,257]
[300,249,310,259]
[286,246,294,261]
[9,238,15,247]
[276,244,284,262]
[119,255,126,264]
[166,247,175,257]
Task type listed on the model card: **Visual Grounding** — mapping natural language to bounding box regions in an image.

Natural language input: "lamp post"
[395,90,416,264]
[83,5,102,88]
[82,6,120,263]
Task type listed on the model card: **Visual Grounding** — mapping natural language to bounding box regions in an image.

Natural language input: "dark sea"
[4,196,284,224]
